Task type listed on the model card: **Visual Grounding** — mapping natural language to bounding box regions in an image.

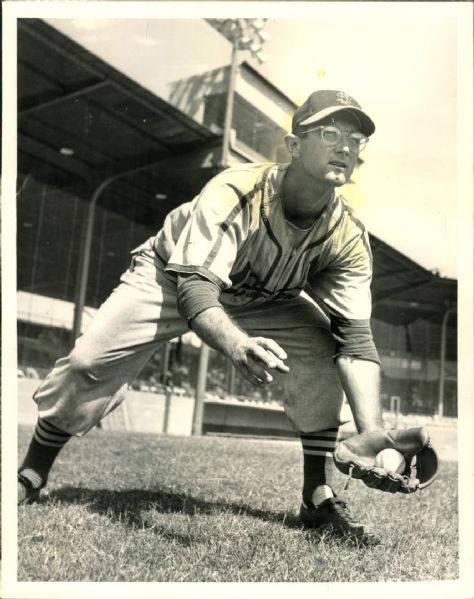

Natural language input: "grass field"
[17,426,458,583]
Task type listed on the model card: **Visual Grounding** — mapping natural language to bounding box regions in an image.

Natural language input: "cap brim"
[298,105,375,136]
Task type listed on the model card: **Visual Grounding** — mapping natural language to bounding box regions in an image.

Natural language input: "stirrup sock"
[19,418,71,488]
[299,427,339,506]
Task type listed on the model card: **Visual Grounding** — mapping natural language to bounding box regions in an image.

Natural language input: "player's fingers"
[251,339,289,372]
[249,345,282,374]
[254,337,288,361]
[246,358,274,383]
[239,362,272,387]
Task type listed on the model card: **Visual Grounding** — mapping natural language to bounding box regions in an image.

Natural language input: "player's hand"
[230,336,289,387]
[333,427,439,494]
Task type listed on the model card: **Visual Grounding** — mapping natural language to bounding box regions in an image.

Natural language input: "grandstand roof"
[18,19,221,206]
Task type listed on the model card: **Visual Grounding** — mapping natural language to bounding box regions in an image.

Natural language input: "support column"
[161,342,172,434]
[437,306,455,417]
[192,343,210,436]
[71,177,114,345]
[220,40,239,169]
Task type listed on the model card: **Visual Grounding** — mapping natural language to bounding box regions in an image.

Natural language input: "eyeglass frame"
[295,124,369,153]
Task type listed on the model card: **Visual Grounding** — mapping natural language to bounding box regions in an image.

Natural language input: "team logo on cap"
[336,91,352,105]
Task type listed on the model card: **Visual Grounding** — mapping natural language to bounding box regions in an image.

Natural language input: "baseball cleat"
[18,475,41,505]
[299,496,380,545]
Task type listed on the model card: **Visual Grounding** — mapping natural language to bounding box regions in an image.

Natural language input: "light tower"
[206,19,271,168]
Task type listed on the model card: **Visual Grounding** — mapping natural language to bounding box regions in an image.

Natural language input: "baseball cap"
[292,90,375,136]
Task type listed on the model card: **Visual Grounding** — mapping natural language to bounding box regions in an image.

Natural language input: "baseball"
[375,448,406,474]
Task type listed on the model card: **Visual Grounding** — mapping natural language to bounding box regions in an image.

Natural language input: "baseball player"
[18,90,436,544]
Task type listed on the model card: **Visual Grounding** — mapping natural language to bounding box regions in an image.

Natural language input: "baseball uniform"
[33,162,377,436]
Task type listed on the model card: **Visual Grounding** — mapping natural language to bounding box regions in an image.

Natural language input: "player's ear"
[285,133,302,159]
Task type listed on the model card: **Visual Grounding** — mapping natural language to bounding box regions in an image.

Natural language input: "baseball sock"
[299,427,339,508]
[19,418,71,489]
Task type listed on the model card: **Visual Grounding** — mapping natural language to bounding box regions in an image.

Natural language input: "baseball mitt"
[333,426,438,493]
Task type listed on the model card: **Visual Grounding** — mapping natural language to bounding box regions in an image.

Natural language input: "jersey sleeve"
[307,228,373,320]
[164,179,252,288]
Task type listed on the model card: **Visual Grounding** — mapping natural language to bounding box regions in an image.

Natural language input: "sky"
[15,3,474,278]
[259,14,460,273]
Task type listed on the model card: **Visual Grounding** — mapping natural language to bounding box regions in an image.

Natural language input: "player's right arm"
[192,306,289,387]
[177,273,289,387]
[163,166,288,386]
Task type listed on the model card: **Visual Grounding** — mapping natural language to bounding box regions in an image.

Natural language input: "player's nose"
[336,141,350,155]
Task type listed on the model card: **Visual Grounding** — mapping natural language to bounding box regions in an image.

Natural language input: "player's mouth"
[328,160,347,169]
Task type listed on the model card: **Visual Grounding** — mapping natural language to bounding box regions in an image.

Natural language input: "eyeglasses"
[299,125,369,153]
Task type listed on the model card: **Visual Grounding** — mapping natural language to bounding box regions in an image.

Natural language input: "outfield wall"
[17,378,292,437]
[17,379,457,461]
[18,379,195,435]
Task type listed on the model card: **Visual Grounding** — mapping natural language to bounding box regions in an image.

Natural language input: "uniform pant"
[33,246,349,436]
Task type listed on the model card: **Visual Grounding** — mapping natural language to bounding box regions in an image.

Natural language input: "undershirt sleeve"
[176,273,223,324]
[330,313,380,365]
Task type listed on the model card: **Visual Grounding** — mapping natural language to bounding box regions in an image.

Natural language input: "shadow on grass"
[46,486,303,539]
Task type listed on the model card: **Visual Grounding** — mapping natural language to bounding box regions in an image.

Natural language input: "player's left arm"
[335,356,383,433]
[309,226,439,492]
[307,228,383,433]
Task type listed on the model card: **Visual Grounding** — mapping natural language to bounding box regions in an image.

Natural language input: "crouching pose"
[19,90,436,544]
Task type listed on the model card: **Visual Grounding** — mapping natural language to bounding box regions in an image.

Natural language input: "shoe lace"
[331,498,358,524]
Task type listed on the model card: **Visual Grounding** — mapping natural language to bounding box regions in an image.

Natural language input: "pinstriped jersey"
[155,162,373,320]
